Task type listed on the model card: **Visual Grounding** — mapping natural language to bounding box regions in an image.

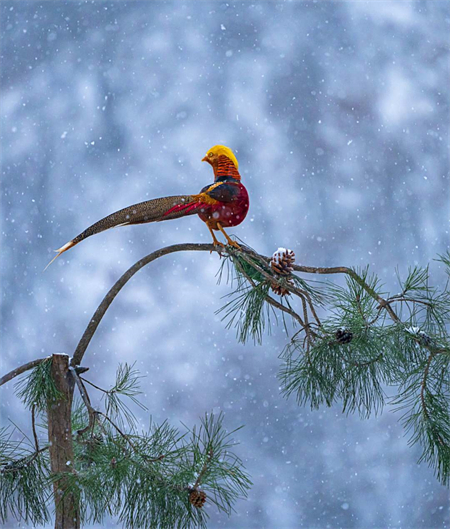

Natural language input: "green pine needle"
[15,357,63,412]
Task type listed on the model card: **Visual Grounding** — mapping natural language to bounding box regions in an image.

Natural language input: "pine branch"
[60,411,250,528]
[0,426,51,525]
[15,357,63,412]
[70,242,397,367]
[0,357,47,387]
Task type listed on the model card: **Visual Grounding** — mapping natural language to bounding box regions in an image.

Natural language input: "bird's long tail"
[45,195,199,269]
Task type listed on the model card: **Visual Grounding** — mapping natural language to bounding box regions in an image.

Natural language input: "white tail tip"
[44,240,75,271]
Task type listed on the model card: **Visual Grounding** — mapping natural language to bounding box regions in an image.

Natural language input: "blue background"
[1,2,449,527]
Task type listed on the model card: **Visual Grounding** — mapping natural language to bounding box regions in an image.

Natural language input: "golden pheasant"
[46,145,249,267]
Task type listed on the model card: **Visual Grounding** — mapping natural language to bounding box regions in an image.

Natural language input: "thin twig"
[79,377,108,394]
[298,293,311,347]
[388,296,434,308]
[0,446,49,474]
[193,449,214,489]
[265,292,307,328]
[71,369,97,434]
[97,411,138,453]
[31,405,39,453]
[74,369,167,460]
[299,288,322,328]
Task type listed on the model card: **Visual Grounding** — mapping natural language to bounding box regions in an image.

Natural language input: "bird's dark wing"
[200,181,240,203]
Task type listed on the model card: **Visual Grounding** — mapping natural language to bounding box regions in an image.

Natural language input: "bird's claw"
[227,240,241,249]
[210,241,225,256]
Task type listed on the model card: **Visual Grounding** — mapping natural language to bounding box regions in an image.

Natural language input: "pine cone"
[189,489,207,509]
[335,328,353,344]
[270,248,295,276]
[270,248,295,297]
[271,283,291,297]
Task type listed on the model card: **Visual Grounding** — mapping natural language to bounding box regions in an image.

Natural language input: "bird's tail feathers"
[44,240,77,271]
[45,194,197,269]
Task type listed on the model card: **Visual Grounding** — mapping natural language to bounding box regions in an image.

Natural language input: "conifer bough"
[1,243,449,528]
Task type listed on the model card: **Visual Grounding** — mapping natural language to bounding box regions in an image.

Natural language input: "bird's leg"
[207,222,225,252]
[217,223,240,249]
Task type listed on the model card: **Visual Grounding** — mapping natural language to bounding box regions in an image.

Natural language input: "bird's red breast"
[197,181,249,229]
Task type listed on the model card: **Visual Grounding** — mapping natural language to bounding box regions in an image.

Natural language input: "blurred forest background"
[1,2,449,527]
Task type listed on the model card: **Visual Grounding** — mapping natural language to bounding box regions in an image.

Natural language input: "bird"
[46,145,249,268]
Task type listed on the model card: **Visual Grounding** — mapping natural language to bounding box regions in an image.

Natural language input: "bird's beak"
[202,156,208,163]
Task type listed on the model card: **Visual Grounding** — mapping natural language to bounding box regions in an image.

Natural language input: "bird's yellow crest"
[204,145,238,169]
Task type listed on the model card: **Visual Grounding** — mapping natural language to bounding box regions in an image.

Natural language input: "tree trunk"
[47,354,80,529]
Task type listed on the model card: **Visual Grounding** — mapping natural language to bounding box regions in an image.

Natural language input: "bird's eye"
[208,152,214,157]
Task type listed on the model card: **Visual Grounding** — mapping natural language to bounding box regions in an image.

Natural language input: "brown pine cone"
[270,248,295,296]
[270,248,295,276]
[189,489,207,509]
[271,283,291,297]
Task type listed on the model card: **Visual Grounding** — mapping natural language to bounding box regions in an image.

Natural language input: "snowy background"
[1,1,449,528]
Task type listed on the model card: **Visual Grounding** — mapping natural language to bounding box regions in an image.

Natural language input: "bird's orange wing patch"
[191,182,225,205]
[163,182,226,218]
[191,193,219,205]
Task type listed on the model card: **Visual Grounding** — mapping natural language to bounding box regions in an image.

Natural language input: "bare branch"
[0,243,406,386]
[0,357,47,387]
[79,377,108,394]
[31,406,39,453]
[0,242,418,398]
[71,369,97,435]
[71,243,219,367]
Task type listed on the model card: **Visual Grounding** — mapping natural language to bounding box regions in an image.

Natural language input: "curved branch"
[292,263,400,322]
[71,243,218,367]
[71,242,405,369]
